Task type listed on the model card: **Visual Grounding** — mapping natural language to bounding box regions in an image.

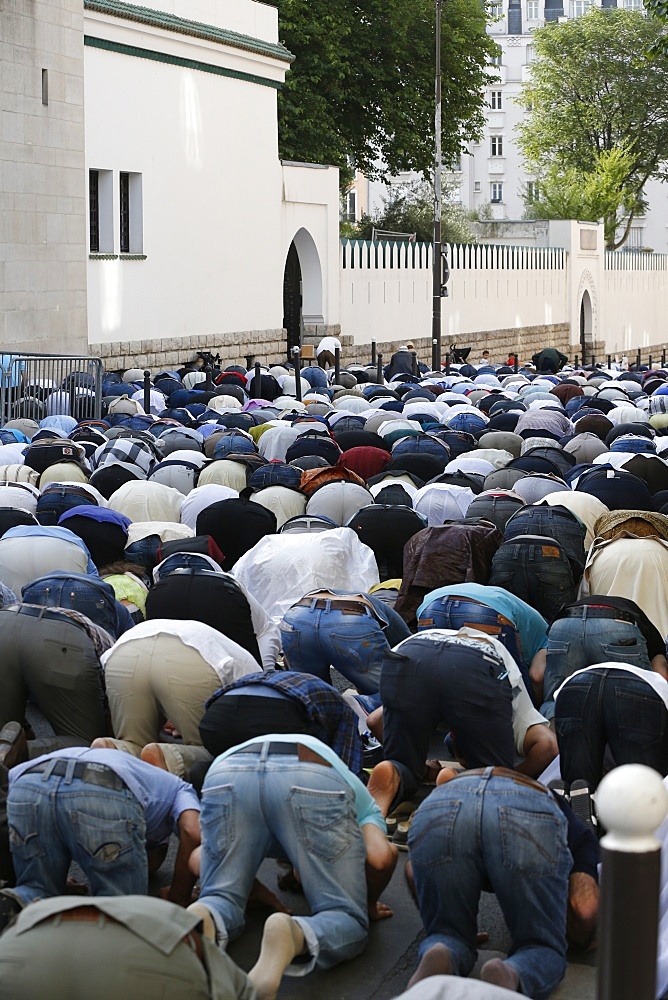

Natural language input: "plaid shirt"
[207,669,363,775]
[93,438,156,475]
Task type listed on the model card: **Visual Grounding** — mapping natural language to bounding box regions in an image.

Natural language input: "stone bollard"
[595,764,668,1000]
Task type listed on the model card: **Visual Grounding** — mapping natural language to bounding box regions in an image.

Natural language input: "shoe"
[547,778,569,800]
[0,723,27,770]
[569,779,597,831]
[362,732,384,769]
[392,815,413,851]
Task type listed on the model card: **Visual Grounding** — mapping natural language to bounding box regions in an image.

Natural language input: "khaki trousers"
[104,633,218,775]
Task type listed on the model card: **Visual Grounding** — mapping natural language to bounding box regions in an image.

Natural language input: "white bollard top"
[595,764,668,852]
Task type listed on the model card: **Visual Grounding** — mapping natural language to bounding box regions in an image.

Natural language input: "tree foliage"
[644,0,668,56]
[517,9,668,248]
[268,0,498,186]
[523,147,644,249]
[348,180,477,244]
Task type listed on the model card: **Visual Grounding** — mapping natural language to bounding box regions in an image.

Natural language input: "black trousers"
[380,635,514,801]
[199,693,321,758]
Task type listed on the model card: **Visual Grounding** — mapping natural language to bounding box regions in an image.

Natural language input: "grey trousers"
[0,611,107,743]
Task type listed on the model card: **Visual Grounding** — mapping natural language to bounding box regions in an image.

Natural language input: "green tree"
[523,147,644,249]
[349,179,478,244]
[517,8,668,249]
[268,0,498,187]
[644,0,668,55]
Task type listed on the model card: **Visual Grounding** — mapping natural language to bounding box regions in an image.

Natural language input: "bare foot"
[249,913,306,1000]
[369,900,394,921]
[90,737,118,750]
[140,743,168,770]
[436,766,460,786]
[367,760,401,817]
[408,943,454,986]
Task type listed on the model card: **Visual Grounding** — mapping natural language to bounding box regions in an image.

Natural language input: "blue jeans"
[280,602,390,693]
[542,615,651,719]
[417,596,530,691]
[408,772,570,1000]
[6,763,147,906]
[555,667,668,788]
[198,747,368,973]
[21,574,134,639]
[488,538,577,624]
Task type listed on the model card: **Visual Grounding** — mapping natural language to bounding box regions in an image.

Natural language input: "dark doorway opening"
[283,242,303,359]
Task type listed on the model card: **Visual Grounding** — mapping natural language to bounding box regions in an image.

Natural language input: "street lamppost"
[431,0,446,372]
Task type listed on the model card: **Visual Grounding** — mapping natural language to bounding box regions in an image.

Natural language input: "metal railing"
[0,353,103,426]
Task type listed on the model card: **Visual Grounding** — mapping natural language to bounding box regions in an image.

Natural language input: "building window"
[525,44,535,63]
[526,180,539,203]
[343,189,357,223]
[119,171,143,254]
[90,170,100,253]
[627,226,644,248]
[489,0,503,15]
[490,90,502,110]
[474,181,482,192]
[490,46,503,66]
[569,0,591,16]
[41,69,49,106]
[491,182,504,203]
[490,135,504,156]
[89,168,113,253]
[527,0,539,16]
[623,0,642,8]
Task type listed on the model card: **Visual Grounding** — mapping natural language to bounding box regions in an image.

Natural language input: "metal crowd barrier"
[0,353,103,426]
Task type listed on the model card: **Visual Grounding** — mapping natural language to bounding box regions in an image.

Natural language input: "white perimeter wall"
[340,241,568,345]
[603,255,668,356]
[84,8,286,344]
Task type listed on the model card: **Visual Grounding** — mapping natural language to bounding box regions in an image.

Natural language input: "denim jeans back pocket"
[499,806,564,876]
[615,689,665,746]
[407,798,461,867]
[71,809,137,865]
[201,784,236,861]
[290,786,355,862]
[7,800,44,861]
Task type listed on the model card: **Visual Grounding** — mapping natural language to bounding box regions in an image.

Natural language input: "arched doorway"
[579,289,593,360]
[282,243,302,357]
[283,228,324,357]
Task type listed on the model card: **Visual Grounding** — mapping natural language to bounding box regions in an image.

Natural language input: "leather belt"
[24,760,126,791]
[294,597,371,616]
[448,765,548,794]
[562,606,636,625]
[233,742,300,755]
[10,604,88,635]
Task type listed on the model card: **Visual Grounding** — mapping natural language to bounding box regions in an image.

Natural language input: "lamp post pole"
[432,0,443,372]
